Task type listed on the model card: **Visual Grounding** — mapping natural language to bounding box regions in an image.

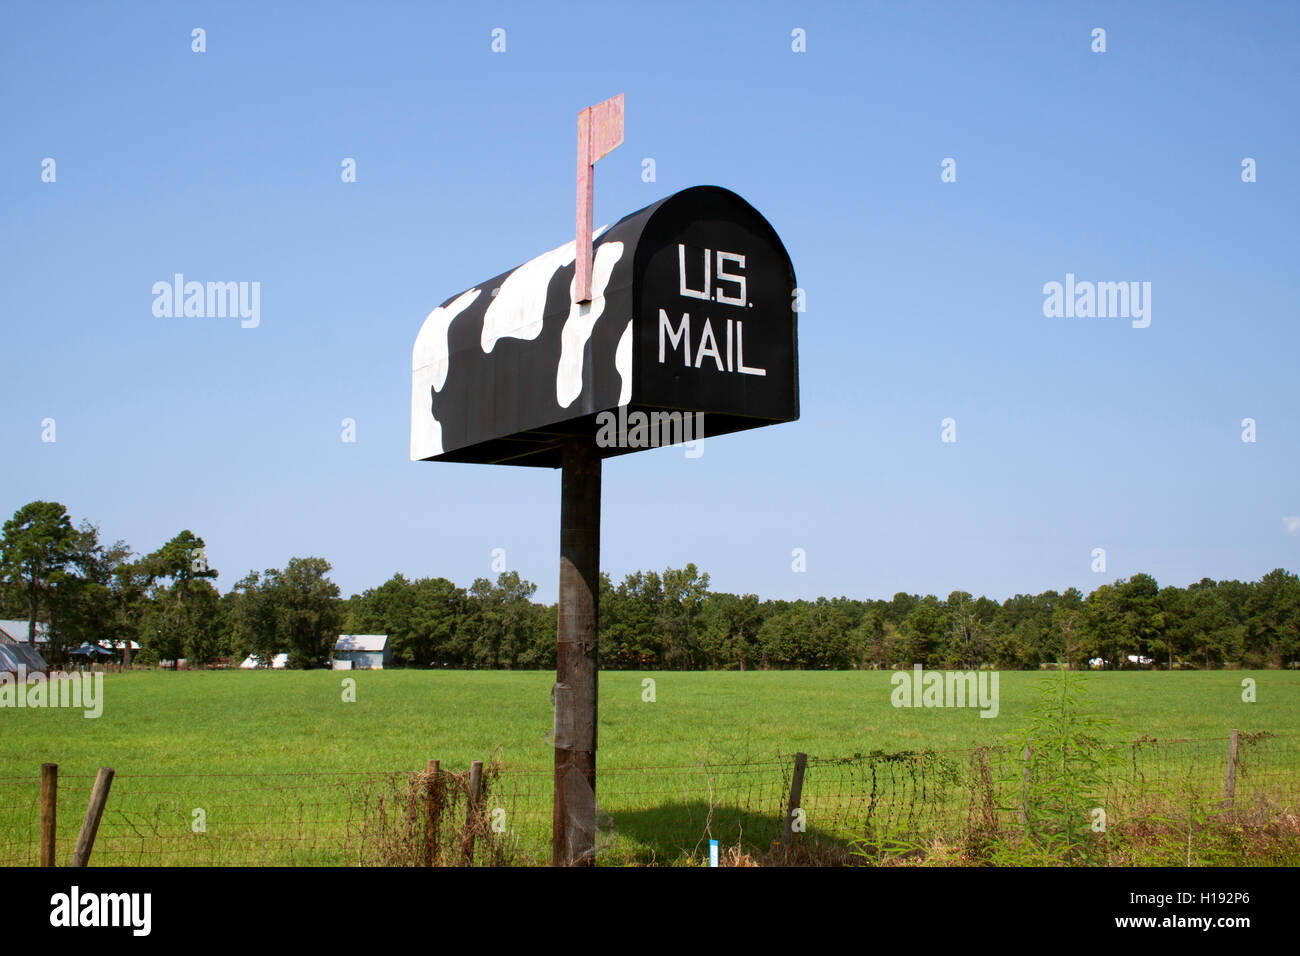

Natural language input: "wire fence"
[2,731,1295,866]
[796,731,1300,863]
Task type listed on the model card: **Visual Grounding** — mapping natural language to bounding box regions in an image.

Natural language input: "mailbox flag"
[576,94,625,304]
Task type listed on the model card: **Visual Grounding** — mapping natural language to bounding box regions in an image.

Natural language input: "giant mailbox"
[411,96,798,866]
[411,185,798,466]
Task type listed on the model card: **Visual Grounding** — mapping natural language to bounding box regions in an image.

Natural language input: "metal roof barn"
[70,643,114,657]
[333,635,391,670]
[0,643,48,674]
[0,620,50,645]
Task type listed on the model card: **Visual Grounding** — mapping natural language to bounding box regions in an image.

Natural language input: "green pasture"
[1,670,1295,865]
[5,669,1296,774]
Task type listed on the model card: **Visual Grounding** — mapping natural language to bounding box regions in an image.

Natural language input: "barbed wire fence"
[2,731,1295,866]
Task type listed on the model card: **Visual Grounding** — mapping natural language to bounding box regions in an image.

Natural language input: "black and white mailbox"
[411,185,798,466]
[410,96,799,866]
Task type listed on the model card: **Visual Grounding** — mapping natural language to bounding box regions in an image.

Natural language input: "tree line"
[0,501,340,668]
[3,500,1297,669]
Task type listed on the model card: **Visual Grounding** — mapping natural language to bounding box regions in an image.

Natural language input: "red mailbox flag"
[575,93,624,304]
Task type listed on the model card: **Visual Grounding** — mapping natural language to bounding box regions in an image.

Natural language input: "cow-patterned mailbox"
[410,95,798,867]
[411,185,799,466]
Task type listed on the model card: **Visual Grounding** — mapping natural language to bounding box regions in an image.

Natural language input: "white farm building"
[239,653,289,669]
[333,635,391,670]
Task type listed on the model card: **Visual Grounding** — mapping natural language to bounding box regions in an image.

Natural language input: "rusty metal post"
[554,437,600,866]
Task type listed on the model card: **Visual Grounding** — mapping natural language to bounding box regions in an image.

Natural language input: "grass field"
[2,669,1297,865]
[6,669,1297,774]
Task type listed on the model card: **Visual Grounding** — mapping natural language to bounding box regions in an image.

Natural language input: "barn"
[0,642,48,675]
[0,620,49,675]
[239,653,289,669]
[0,619,49,648]
[333,635,390,670]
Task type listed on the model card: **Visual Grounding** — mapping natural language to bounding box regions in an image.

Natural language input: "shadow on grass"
[599,800,859,866]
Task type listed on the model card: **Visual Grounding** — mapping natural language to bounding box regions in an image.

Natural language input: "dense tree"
[0,501,78,661]
[47,521,134,662]
[944,591,997,668]
[5,499,1299,673]
[222,558,342,668]
[1116,573,1164,667]
[1051,588,1085,668]
[899,598,946,666]
[135,530,222,666]
[698,592,763,669]
[1246,569,1300,667]
[270,557,342,668]
[601,570,664,668]
[657,564,710,669]
[227,571,279,665]
[850,605,890,669]
[467,571,541,669]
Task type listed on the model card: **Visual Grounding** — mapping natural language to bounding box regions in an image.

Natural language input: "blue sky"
[2,1,1296,604]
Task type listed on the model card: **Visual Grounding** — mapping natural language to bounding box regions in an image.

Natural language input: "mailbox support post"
[553,436,601,866]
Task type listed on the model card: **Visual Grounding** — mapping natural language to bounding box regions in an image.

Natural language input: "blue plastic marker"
[709,839,719,867]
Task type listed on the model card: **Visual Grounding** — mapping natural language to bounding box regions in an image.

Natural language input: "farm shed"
[98,639,140,652]
[96,639,140,666]
[0,642,47,675]
[70,643,113,659]
[0,621,50,674]
[0,619,49,647]
[334,635,390,670]
[239,653,289,669]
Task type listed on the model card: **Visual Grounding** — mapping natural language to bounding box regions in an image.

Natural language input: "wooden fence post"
[462,759,483,866]
[40,763,57,867]
[781,752,808,861]
[424,759,440,867]
[70,767,114,867]
[1222,729,1239,816]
